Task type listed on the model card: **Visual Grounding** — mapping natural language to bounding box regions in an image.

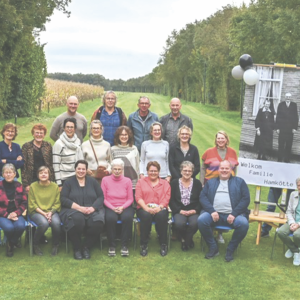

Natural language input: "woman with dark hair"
[22,123,55,192]
[111,126,139,190]
[136,161,171,257]
[0,123,23,180]
[53,118,83,188]
[0,164,27,257]
[169,125,200,180]
[140,122,171,182]
[170,161,202,251]
[60,160,105,260]
[28,166,61,256]
[81,120,111,184]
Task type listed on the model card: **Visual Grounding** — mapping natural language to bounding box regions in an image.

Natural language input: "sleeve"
[21,143,30,188]
[193,180,203,213]
[287,193,296,225]
[135,179,143,202]
[230,179,250,217]
[293,102,299,130]
[135,148,140,175]
[101,178,115,210]
[200,161,206,186]
[159,181,171,208]
[50,117,60,141]
[52,142,62,186]
[91,179,104,211]
[82,117,88,140]
[169,148,180,179]
[189,118,194,132]
[199,182,216,214]
[192,146,201,178]
[60,180,74,208]
[169,180,181,214]
[127,115,132,130]
[106,146,112,173]
[165,142,171,177]
[28,185,39,213]
[122,180,133,209]
[15,184,27,216]
[51,185,61,213]
[6,144,24,171]
[139,142,146,175]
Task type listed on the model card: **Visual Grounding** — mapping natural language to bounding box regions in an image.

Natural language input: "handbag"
[89,140,108,180]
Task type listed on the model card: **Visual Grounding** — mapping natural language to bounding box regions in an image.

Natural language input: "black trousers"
[278,131,293,162]
[137,209,168,246]
[173,213,199,244]
[105,206,134,247]
[67,212,104,250]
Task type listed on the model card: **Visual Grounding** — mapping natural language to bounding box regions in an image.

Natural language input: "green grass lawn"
[0,92,297,300]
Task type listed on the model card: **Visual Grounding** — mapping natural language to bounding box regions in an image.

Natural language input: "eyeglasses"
[65,126,75,129]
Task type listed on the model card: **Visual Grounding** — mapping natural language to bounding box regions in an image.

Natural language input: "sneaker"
[285,249,293,259]
[225,249,234,262]
[121,246,129,257]
[140,244,148,257]
[160,244,168,257]
[205,247,219,259]
[217,233,225,244]
[108,247,116,257]
[261,231,270,238]
[293,252,300,266]
[33,245,43,256]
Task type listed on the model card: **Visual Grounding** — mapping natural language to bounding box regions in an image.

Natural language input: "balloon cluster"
[231,54,259,85]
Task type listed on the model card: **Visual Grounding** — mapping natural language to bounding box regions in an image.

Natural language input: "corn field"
[41,78,104,109]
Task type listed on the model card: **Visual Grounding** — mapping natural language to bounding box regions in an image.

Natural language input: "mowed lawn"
[0,92,297,300]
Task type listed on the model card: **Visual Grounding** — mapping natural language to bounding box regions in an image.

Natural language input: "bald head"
[67,96,79,116]
[170,98,182,117]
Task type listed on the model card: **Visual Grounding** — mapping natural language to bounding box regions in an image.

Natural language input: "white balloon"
[231,65,244,80]
[243,69,259,85]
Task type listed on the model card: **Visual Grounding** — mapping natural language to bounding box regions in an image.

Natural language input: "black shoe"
[82,247,91,259]
[189,240,195,249]
[225,249,234,262]
[51,245,59,256]
[140,244,148,257]
[181,241,188,252]
[260,231,270,238]
[33,245,43,256]
[121,246,129,257]
[6,241,14,257]
[160,244,168,257]
[74,249,83,260]
[205,247,219,259]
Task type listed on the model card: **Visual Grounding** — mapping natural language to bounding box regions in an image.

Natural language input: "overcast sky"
[40,0,251,80]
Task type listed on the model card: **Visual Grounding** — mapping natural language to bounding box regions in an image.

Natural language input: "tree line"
[0,0,71,118]
[48,0,300,111]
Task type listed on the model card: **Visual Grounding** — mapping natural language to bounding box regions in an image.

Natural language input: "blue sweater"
[200,175,250,218]
[0,141,24,178]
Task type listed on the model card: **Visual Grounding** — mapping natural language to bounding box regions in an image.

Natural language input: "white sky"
[40,0,251,80]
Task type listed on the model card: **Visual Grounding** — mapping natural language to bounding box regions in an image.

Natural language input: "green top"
[295,199,300,223]
[28,181,61,215]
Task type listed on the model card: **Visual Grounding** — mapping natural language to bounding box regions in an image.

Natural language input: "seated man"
[198,160,250,262]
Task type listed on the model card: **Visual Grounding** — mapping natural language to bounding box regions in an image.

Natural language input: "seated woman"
[60,160,105,260]
[82,120,111,184]
[135,161,171,257]
[169,126,200,180]
[169,161,202,251]
[278,177,300,266]
[0,123,24,180]
[101,159,134,257]
[0,164,27,257]
[28,166,61,256]
[22,123,55,193]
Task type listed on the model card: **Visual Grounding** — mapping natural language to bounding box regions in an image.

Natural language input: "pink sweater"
[101,175,133,209]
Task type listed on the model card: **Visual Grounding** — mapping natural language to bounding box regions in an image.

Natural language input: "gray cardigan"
[286,191,300,225]
[60,175,105,231]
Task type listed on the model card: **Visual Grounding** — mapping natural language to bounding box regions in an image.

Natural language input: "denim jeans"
[262,188,293,234]
[30,212,61,246]
[197,212,249,252]
[0,216,26,244]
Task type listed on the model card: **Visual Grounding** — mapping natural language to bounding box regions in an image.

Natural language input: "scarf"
[59,132,82,161]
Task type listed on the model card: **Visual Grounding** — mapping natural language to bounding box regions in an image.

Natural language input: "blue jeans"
[0,216,26,244]
[262,188,293,234]
[30,212,61,246]
[197,212,249,252]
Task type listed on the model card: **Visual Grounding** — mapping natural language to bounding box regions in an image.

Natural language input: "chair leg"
[133,220,137,251]
[271,230,278,260]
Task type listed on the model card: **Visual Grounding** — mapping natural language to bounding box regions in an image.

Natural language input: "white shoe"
[293,252,300,266]
[217,233,225,244]
[285,249,293,259]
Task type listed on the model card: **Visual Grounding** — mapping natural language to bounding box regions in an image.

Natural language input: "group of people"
[0,91,299,265]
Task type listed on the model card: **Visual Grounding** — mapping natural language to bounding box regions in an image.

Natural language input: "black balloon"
[239,54,253,70]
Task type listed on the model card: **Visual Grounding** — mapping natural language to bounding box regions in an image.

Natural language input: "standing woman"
[111,126,139,191]
[60,160,105,260]
[81,120,111,184]
[169,161,202,251]
[169,125,200,180]
[53,118,83,188]
[140,122,171,182]
[200,130,238,243]
[0,123,24,180]
[22,124,55,192]
[101,159,134,257]
[28,166,61,256]
[0,164,27,257]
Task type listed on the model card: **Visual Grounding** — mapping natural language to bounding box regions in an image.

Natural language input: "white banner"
[237,158,299,189]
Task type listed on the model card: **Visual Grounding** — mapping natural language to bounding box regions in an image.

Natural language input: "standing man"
[159,98,193,147]
[276,93,298,163]
[50,96,87,143]
[198,160,250,262]
[91,91,127,146]
[127,96,159,152]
